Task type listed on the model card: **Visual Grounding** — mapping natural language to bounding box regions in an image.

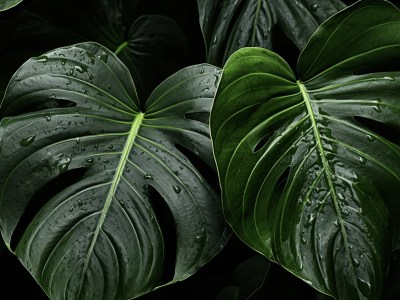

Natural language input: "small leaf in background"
[211,0,400,299]
[0,0,187,101]
[216,254,270,300]
[0,0,22,12]
[0,42,229,300]
[197,0,346,66]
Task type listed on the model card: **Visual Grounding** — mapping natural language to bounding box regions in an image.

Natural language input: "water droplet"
[144,174,154,180]
[311,3,318,11]
[366,134,375,142]
[212,35,218,44]
[200,68,205,74]
[86,158,94,164]
[357,277,371,295]
[383,76,394,81]
[103,159,109,164]
[359,156,367,164]
[99,53,109,63]
[61,59,66,66]
[337,192,344,200]
[35,55,48,63]
[45,116,51,121]
[108,145,113,149]
[59,162,70,174]
[373,105,381,113]
[78,200,84,207]
[313,93,321,100]
[301,236,307,244]
[353,258,360,267]
[173,185,181,194]
[20,135,35,146]
[51,94,56,98]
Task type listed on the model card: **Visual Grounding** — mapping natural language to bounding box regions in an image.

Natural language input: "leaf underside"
[211,1,400,299]
[0,42,229,300]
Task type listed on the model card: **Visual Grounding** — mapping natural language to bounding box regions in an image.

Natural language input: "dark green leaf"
[0,0,22,11]
[197,0,346,66]
[0,42,229,300]
[211,1,400,299]
[217,254,270,300]
[116,15,188,106]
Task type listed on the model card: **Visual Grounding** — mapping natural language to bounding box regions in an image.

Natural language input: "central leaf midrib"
[78,112,144,294]
[297,81,354,280]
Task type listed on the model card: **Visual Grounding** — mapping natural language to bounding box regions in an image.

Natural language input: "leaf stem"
[114,41,129,56]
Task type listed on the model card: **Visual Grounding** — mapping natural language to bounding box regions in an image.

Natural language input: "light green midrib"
[297,81,354,286]
[78,112,144,295]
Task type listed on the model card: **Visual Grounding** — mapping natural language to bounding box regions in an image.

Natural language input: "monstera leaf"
[197,0,346,66]
[0,42,229,299]
[63,0,187,101]
[211,1,400,299]
[0,0,22,11]
[1,0,186,101]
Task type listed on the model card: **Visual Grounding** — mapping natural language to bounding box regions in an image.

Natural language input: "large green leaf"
[0,0,22,11]
[60,0,187,101]
[0,42,229,299]
[197,0,346,66]
[0,0,186,101]
[211,0,400,299]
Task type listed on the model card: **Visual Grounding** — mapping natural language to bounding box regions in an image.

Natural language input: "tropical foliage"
[1,0,399,299]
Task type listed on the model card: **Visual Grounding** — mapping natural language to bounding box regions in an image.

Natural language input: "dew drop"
[313,93,321,100]
[358,156,367,164]
[357,277,371,295]
[59,162,70,174]
[200,68,205,74]
[20,135,35,146]
[311,3,318,11]
[353,258,360,267]
[173,185,182,194]
[86,158,94,164]
[108,144,113,149]
[45,116,51,122]
[212,35,218,44]
[373,105,381,113]
[99,53,109,63]
[383,76,394,81]
[35,55,48,63]
[144,174,154,180]
[366,134,375,142]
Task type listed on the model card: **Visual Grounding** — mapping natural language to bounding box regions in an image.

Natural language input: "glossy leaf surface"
[0,42,229,300]
[197,0,346,66]
[0,0,22,11]
[211,1,400,299]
